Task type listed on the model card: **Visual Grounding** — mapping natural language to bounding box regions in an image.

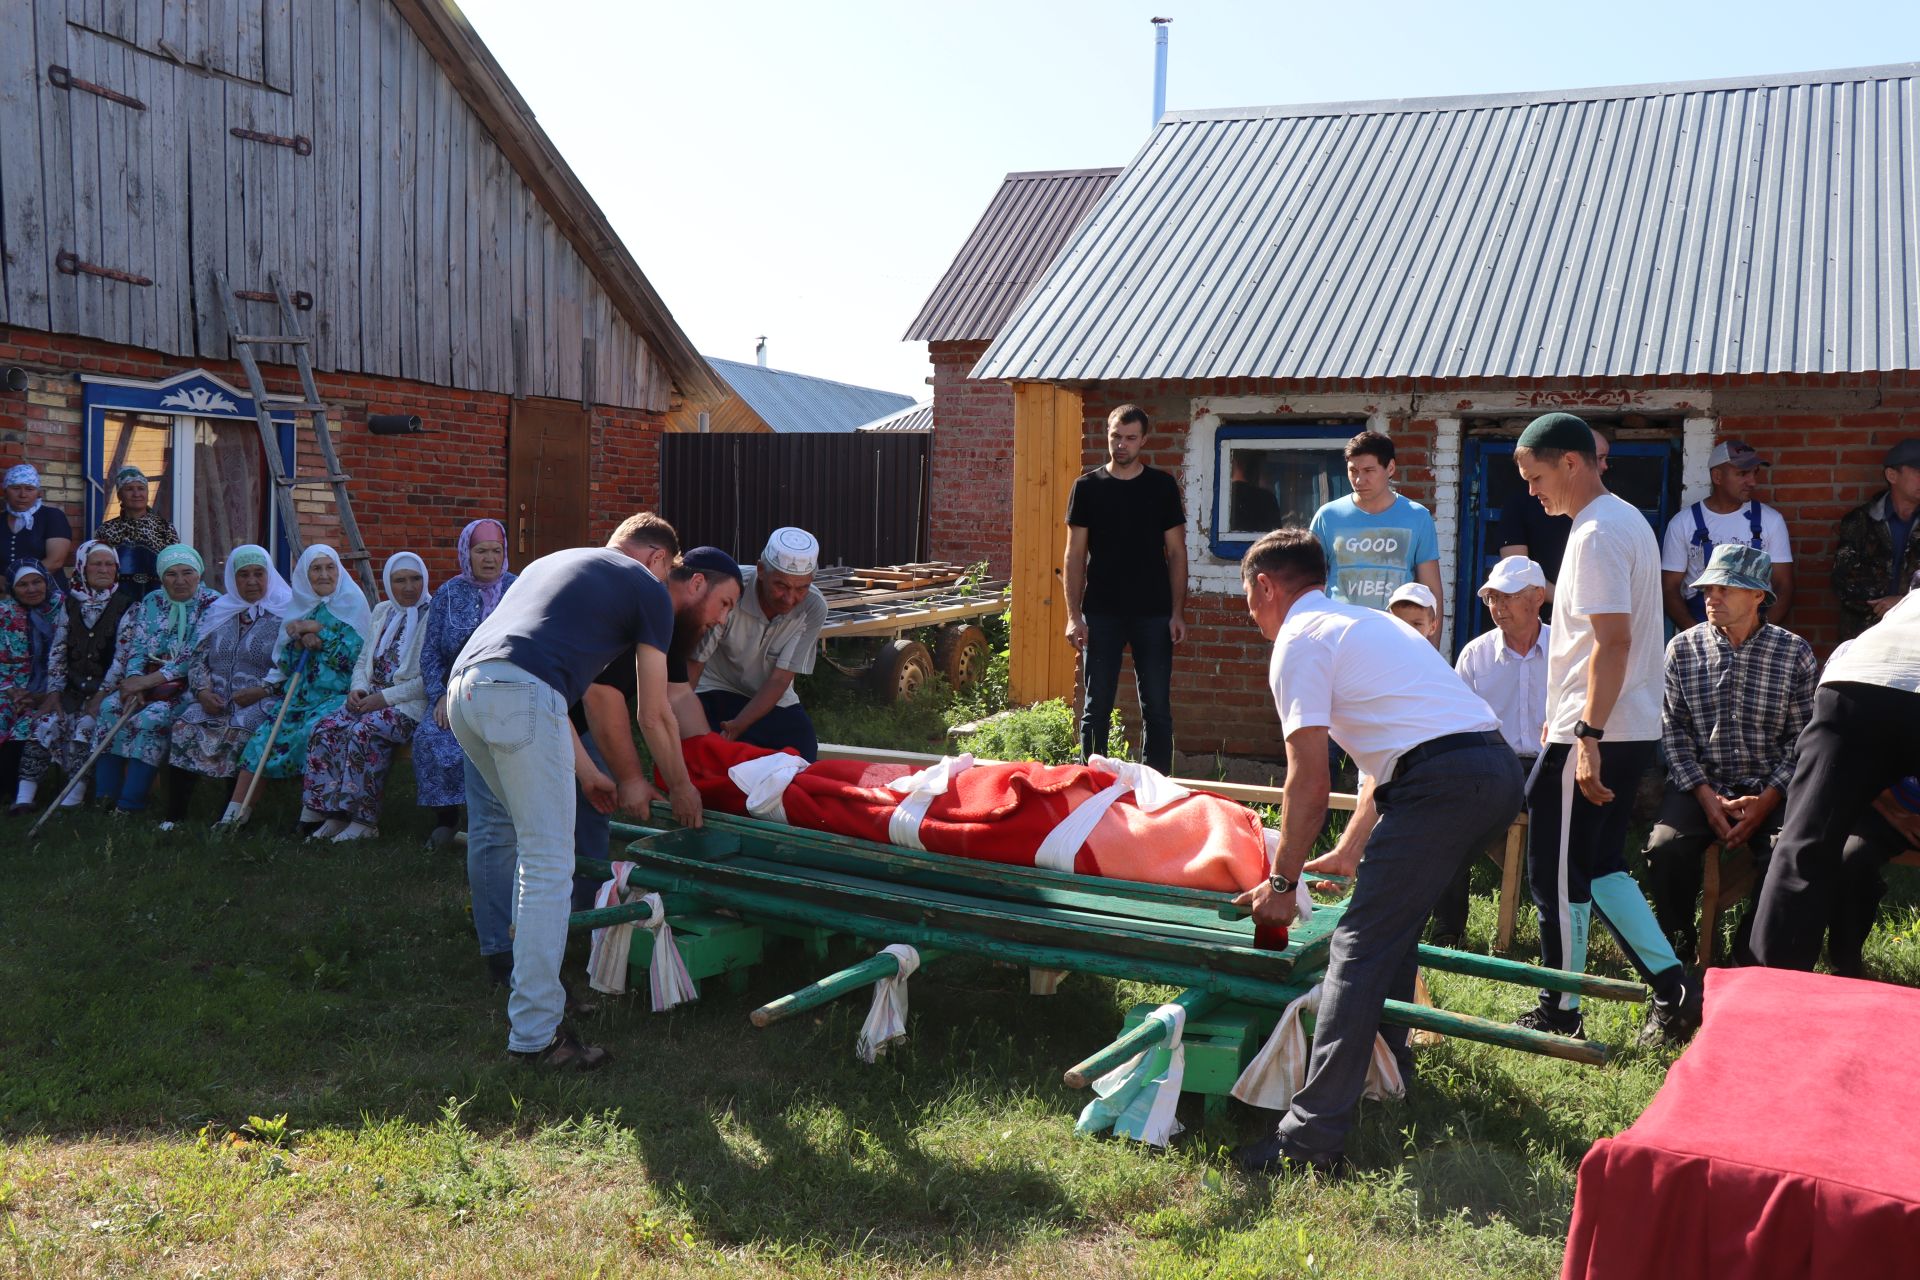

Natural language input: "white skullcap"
[762,526,819,576]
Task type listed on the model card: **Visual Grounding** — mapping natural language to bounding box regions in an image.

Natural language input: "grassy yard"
[5,749,1917,1279]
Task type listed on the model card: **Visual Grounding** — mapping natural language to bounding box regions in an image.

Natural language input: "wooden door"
[507,398,591,564]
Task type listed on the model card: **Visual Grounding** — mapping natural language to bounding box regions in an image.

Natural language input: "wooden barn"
[0,0,721,585]
[970,63,1920,764]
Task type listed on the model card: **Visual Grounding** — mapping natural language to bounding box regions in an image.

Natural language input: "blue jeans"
[696,689,819,761]
[1079,613,1174,775]
[464,758,515,960]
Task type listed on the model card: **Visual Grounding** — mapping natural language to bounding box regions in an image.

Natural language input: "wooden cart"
[812,562,1010,702]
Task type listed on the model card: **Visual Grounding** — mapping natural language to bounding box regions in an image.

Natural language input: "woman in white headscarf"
[219,543,372,828]
[301,552,432,841]
[163,544,293,827]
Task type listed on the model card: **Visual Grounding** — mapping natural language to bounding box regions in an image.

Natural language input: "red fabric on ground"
[1562,967,1920,1279]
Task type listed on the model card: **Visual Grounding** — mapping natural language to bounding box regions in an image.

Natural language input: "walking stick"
[231,651,309,827]
[28,679,184,840]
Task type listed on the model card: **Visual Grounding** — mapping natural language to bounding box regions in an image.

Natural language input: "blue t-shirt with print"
[1308,493,1439,610]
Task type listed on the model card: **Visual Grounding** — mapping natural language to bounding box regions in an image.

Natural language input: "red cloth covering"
[671,734,1272,895]
[1562,967,1920,1279]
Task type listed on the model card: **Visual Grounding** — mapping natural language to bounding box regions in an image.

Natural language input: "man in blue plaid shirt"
[1644,543,1817,963]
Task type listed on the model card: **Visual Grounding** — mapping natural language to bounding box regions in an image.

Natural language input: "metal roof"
[905,168,1123,343]
[707,358,916,434]
[975,63,1920,384]
[855,400,934,433]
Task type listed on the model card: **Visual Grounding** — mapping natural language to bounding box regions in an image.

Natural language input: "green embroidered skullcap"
[1516,412,1594,454]
[113,465,149,489]
[156,544,203,576]
[229,545,269,570]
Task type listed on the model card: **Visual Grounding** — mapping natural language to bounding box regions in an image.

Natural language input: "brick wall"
[0,325,666,587]
[927,340,1013,576]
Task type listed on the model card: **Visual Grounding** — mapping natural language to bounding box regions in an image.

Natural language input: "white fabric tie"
[1076,1003,1188,1148]
[1033,756,1191,874]
[641,893,699,1013]
[885,753,974,850]
[587,860,642,996]
[727,752,810,824]
[856,944,921,1063]
[1229,982,1405,1111]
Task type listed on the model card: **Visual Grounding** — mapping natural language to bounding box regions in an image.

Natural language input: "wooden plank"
[445,74,469,387]
[119,39,150,351]
[479,127,507,394]
[373,0,400,375]
[1048,388,1084,697]
[333,0,364,372]
[185,57,227,357]
[424,64,452,385]
[0,0,50,329]
[226,81,262,344]
[151,50,191,354]
[303,0,332,368]
[236,0,264,84]
[64,27,104,339]
[390,17,417,378]
[184,0,210,70]
[264,0,292,93]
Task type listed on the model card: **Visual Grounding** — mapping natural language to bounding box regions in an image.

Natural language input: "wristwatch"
[1269,871,1295,895]
[1574,719,1606,741]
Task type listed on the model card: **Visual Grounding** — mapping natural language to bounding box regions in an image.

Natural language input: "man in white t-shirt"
[1660,439,1795,628]
[1512,413,1700,1049]
[1753,591,1920,969]
[1232,528,1521,1177]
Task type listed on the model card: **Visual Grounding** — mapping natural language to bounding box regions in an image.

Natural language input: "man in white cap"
[689,526,830,760]
[1385,581,1441,648]
[1431,556,1551,946]
[1659,438,1794,629]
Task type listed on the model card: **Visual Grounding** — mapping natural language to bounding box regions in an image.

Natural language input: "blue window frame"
[1209,421,1362,559]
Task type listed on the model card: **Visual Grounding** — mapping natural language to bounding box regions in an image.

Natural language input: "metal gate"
[660,433,932,568]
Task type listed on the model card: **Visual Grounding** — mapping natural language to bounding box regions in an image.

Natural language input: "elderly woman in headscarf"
[3,464,74,595]
[162,545,292,828]
[92,465,180,600]
[413,518,514,846]
[93,545,217,812]
[219,543,371,829]
[302,552,432,841]
[52,541,136,807]
[0,561,68,813]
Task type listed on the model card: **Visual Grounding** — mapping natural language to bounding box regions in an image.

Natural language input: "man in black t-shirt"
[1062,404,1188,774]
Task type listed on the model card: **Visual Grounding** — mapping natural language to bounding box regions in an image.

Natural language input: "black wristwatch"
[1574,719,1606,741]
[1269,871,1295,895]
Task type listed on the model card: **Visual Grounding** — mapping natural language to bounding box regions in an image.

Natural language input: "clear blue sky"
[459,0,1919,399]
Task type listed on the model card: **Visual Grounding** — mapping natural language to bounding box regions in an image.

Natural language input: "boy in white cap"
[1386,581,1441,648]
[689,526,830,760]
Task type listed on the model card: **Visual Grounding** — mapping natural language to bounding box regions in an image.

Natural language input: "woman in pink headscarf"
[411,517,513,846]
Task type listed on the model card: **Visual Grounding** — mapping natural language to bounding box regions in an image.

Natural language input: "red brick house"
[1,0,720,588]
[970,64,1920,762]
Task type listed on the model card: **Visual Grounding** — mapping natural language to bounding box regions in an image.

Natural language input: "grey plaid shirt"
[1661,622,1817,796]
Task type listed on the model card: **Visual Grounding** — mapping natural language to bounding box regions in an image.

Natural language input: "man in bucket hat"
[690,526,830,760]
[1642,544,1817,964]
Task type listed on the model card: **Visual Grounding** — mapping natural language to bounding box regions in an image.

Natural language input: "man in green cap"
[1642,544,1817,962]
[1512,412,1701,1047]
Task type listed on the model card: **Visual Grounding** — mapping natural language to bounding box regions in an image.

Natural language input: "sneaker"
[1513,1004,1586,1040]
[1637,975,1704,1049]
[1233,1133,1351,1180]
[508,1022,610,1071]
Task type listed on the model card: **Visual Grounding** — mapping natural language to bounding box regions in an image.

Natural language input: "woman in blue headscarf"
[93,544,217,812]
[413,518,514,846]
[0,560,68,813]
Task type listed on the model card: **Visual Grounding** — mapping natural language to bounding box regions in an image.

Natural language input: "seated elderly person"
[3,465,74,594]
[1435,556,1550,947]
[1386,581,1441,648]
[413,518,514,847]
[688,527,829,761]
[1644,544,1817,962]
[94,546,218,812]
[302,553,430,841]
[51,541,134,807]
[0,561,68,813]
[92,466,180,600]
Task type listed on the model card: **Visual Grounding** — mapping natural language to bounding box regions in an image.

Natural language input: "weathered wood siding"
[0,0,670,411]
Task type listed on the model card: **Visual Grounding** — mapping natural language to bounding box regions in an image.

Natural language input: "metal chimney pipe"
[755,336,768,367]
[1151,17,1170,125]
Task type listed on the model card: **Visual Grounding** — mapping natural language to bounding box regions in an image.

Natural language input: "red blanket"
[1562,967,1920,1279]
[671,734,1272,896]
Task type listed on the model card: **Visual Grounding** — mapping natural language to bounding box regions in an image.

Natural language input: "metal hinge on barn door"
[212,270,378,598]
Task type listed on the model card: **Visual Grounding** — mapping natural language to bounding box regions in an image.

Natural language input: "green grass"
[5,758,1918,1278]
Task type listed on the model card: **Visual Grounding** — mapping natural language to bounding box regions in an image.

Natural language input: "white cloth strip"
[587,860,641,996]
[727,752,810,825]
[885,753,974,851]
[1229,982,1405,1112]
[1078,1002,1188,1148]
[643,892,698,1013]
[1033,757,1193,874]
[856,944,921,1063]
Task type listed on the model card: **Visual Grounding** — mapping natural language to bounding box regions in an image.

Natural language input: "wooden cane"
[28,679,182,839]
[233,653,308,824]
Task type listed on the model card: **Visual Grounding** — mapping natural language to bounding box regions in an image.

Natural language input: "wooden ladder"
[212,269,378,599]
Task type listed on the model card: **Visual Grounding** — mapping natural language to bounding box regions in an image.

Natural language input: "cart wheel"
[871,638,934,704]
[934,623,990,691]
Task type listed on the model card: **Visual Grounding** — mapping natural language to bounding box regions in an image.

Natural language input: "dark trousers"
[572,729,611,913]
[1642,783,1782,964]
[1080,612,1174,775]
[1430,753,1533,943]
[1278,740,1522,1158]
[696,690,819,762]
[1829,810,1913,977]
[1753,682,1920,970]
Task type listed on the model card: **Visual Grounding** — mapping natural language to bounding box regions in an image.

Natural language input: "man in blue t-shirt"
[1308,431,1443,617]
[450,513,740,1070]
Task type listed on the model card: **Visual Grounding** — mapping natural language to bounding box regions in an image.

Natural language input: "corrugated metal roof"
[707,358,916,434]
[855,400,934,433]
[975,64,1920,383]
[905,168,1123,343]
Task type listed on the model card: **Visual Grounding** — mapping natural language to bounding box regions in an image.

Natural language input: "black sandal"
[508,1022,609,1071]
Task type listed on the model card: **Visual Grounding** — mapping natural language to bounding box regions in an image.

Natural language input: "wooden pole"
[1415,944,1646,1004]
[1063,988,1231,1088]
[750,948,950,1028]
[27,694,147,839]
[236,656,307,822]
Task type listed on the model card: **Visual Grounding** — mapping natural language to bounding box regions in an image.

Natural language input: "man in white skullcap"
[688,526,830,760]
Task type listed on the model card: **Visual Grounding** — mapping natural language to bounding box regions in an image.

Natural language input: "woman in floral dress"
[219,544,371,829]
[163,545,291,827]
[304,552,432,841]
[94,545,218,812]
[413,518,513,846]
[0,561,67,813]
[54,542,135,807]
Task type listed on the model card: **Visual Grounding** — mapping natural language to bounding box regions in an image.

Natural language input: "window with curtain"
[191,419,267,581]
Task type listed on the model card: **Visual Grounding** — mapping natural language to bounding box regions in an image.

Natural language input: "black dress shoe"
[1233,1132,1351,1179]
[484,952,513,987]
